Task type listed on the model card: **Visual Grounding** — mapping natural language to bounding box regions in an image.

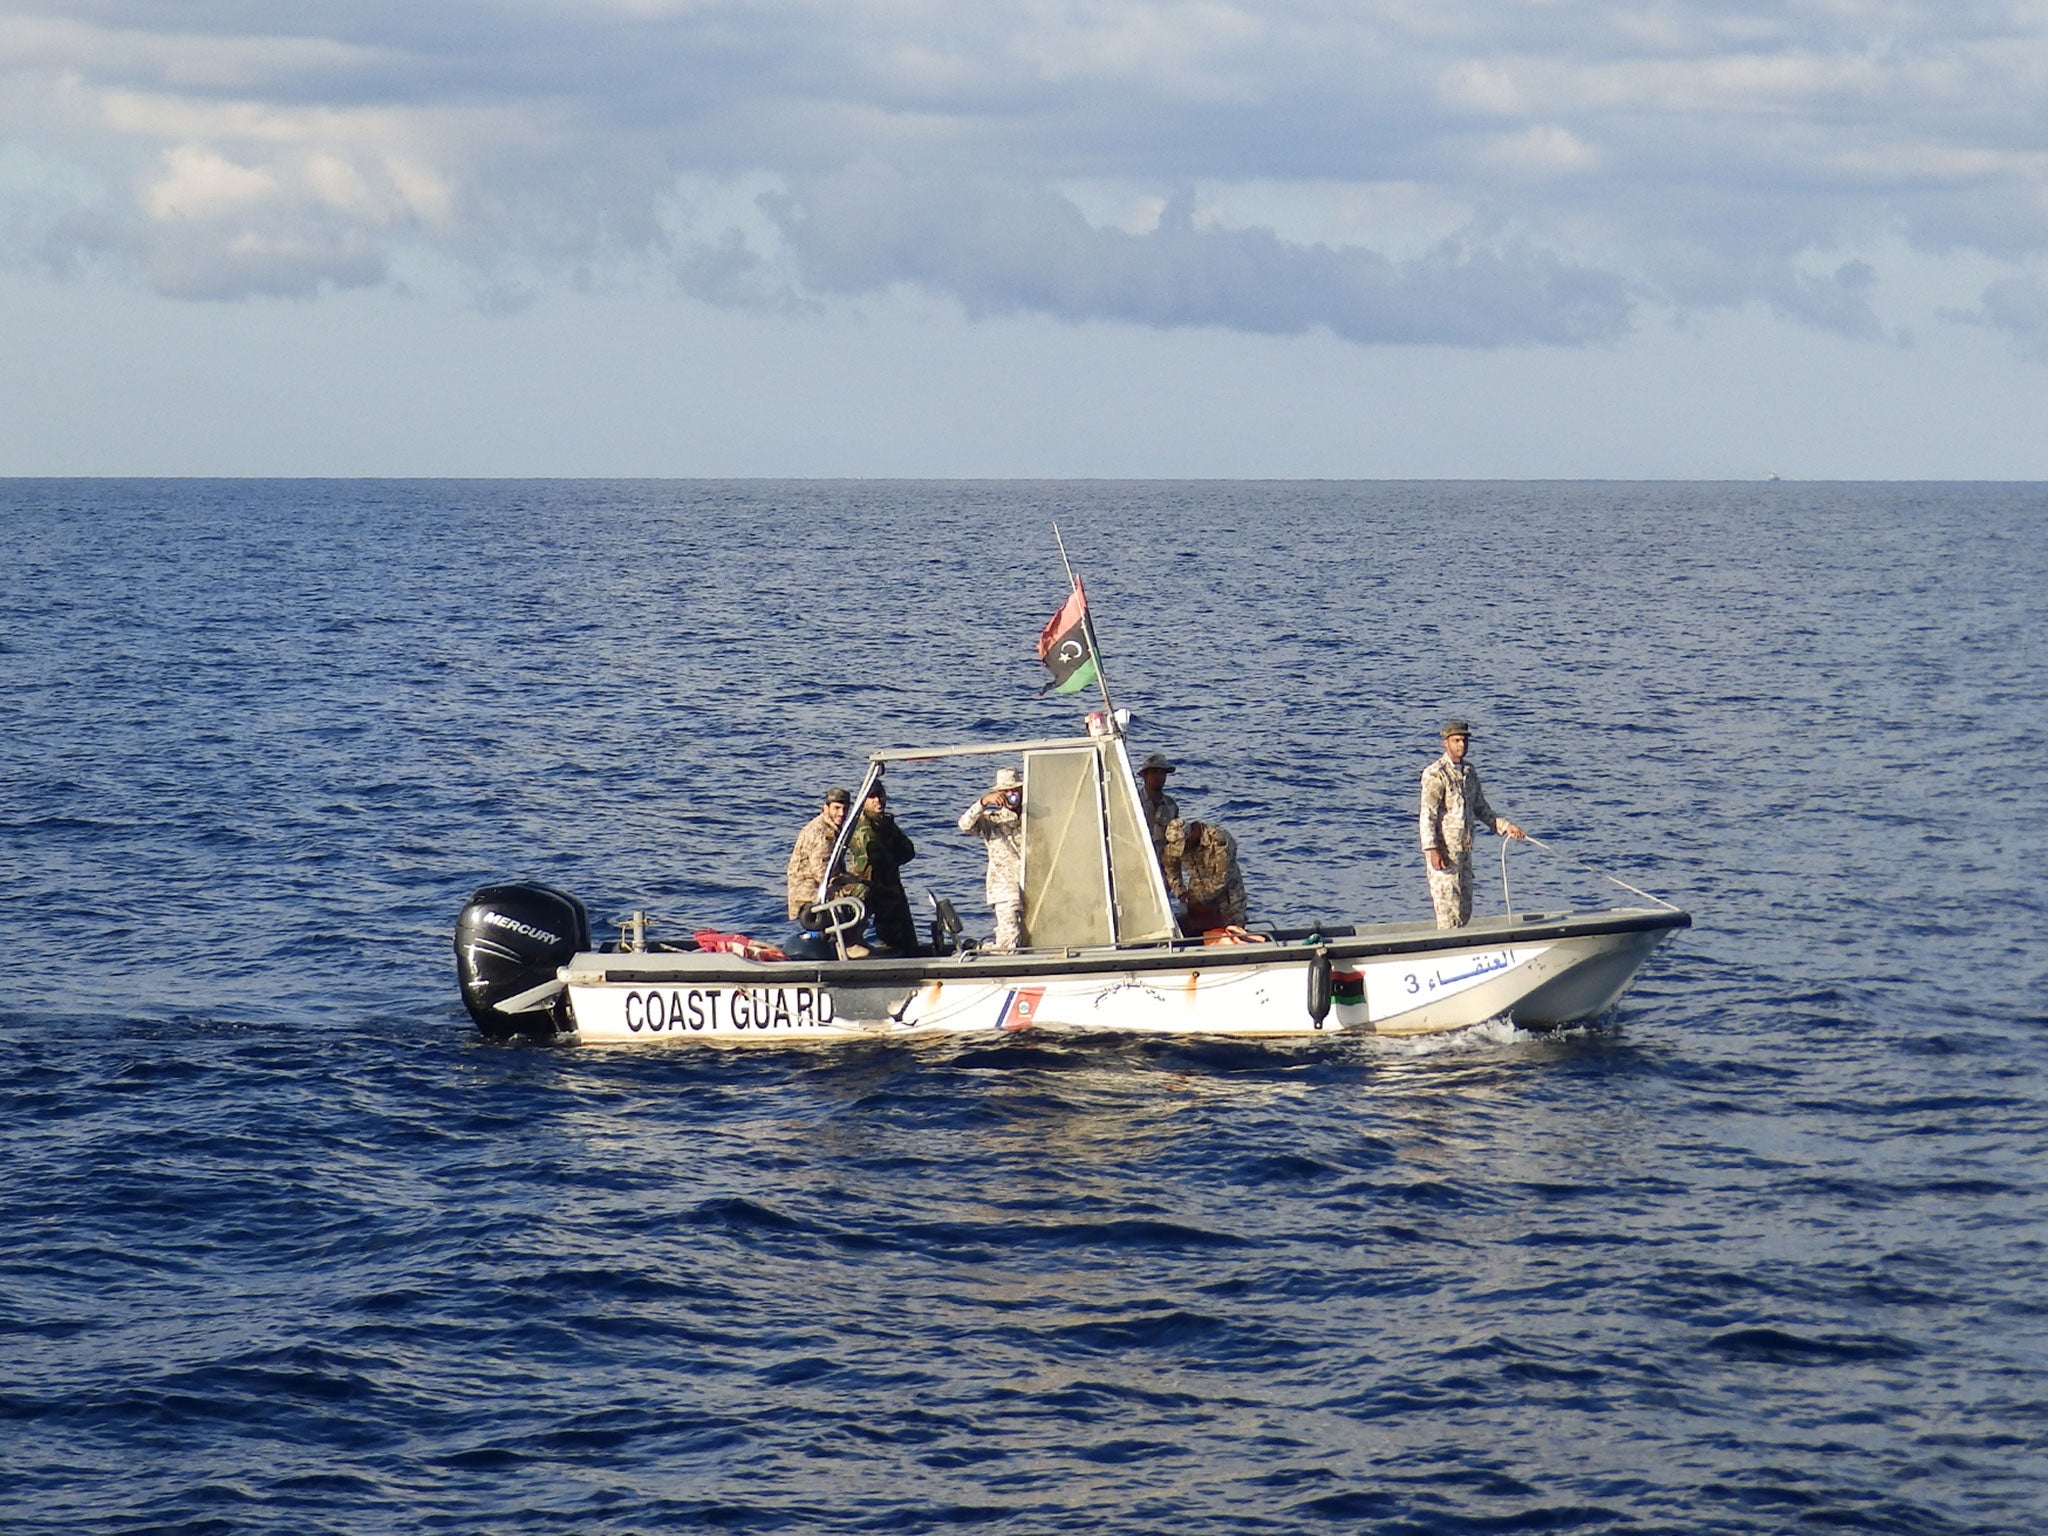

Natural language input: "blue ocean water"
[2,479,2044,1534]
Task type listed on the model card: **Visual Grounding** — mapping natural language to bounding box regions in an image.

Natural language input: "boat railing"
[1499,836,1683,917]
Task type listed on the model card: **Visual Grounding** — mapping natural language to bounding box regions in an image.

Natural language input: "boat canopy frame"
[812,731,1180,953]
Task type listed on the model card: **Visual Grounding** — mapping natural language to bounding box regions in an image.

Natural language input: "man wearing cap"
[1420,720,1525,930]
[785,786,852,922]
[1137,752,1180,863]
[957,766,1026,952]
[843,783,919,954]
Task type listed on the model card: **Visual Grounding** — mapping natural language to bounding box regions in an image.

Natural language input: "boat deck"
[565,906,1689,987]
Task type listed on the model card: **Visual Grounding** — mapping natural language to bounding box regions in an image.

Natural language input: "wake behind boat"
[453,723,1689,1046]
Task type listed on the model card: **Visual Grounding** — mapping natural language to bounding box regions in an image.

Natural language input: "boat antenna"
[1051,522,1119,727]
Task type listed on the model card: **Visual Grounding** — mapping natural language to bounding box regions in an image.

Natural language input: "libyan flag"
[1036,580,1098,696]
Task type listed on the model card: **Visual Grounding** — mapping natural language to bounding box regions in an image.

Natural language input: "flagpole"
[1079,599,1117,722]
[1051,523,1118,726]
[1052,522,1078,588]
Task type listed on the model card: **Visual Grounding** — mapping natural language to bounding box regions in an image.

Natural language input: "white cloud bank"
[4,0,2048,357]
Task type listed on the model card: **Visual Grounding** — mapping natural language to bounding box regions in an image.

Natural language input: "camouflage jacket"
[1141,787,1180,857]
[1163,819,1247,928]
[956,797,1023,906]
[843,810,916,894]
[784,811,840,920]
[1419,754,1505,858]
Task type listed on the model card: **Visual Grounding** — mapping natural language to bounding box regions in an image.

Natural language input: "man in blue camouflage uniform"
[1419,719,1525,929]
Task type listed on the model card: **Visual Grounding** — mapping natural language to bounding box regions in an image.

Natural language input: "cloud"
[1472,124,1603,179]
[765,165,1632,346]
[1949,273,2048,362]
[1644,239,1893,341]
[0,0,2044,350]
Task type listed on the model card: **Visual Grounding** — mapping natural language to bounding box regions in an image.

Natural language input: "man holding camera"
[957,766,1026,953]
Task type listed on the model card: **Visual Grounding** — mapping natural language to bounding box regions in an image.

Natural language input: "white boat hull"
[552,908,1686,1046]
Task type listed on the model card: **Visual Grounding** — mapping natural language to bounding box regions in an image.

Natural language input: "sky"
[3,0,2047,478]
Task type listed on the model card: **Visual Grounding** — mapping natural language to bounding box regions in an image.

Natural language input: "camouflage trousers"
[1427,849,1474,930]
[990,899,1023,955]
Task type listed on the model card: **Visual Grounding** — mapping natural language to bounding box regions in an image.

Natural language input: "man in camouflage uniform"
[1164,817,1248,931]
[784,786,851,921]
[843,782,919,953]
[1137,752,1179,863]
[956,766,1026,952]
[1419,719,1525,929]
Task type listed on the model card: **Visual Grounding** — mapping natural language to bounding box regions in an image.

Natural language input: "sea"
[2,479,2044,1535]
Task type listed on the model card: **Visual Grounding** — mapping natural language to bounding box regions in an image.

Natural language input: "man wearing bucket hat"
[1420,720,1525,930]
[957,766,1026,952]
[785,785,853,922]
[1137,751,1180,863]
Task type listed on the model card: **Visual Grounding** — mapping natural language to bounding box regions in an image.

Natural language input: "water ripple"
[2,480,2045,1534]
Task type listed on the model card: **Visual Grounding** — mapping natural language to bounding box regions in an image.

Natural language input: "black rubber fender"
[1307,947,1332,1026]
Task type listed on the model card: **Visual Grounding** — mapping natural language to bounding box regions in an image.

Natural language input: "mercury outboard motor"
[454,881,591,1041]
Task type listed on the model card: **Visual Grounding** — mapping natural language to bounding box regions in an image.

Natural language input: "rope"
[1499,834,1682,915]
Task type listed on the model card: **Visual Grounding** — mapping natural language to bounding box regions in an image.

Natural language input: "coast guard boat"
[453,720,1689,1046]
